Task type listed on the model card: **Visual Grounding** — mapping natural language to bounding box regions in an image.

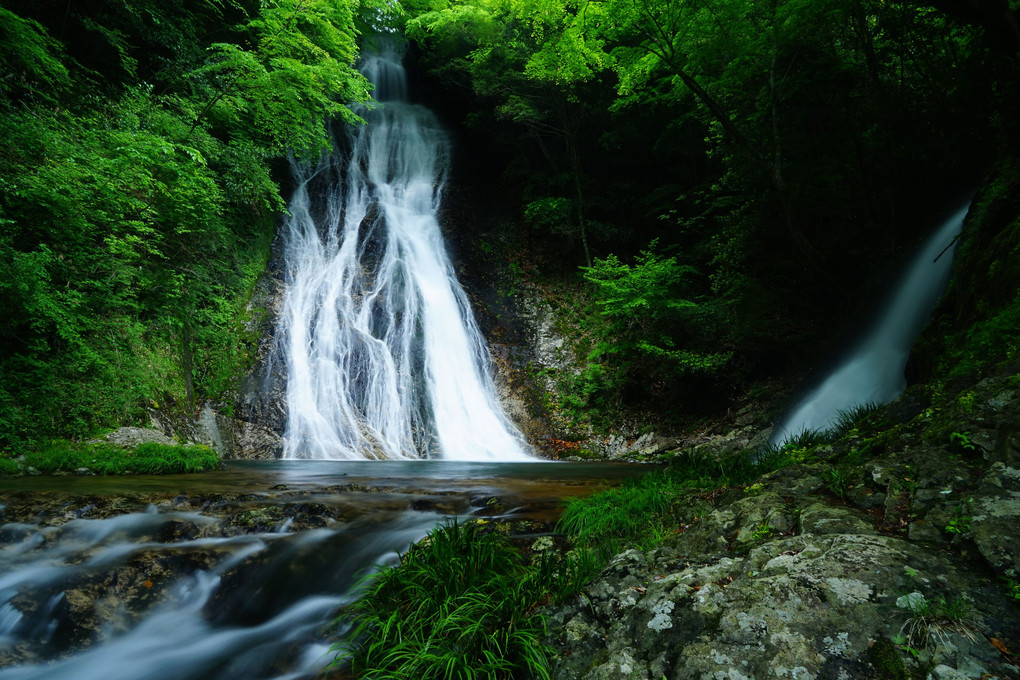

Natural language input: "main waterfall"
[280,44,531,461]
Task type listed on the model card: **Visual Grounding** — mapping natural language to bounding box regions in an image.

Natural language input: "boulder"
[547,532,1010,680]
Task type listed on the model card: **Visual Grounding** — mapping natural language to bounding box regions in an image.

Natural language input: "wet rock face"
[235,237,289,439]
[142,241,289,460]
[971,462,1020,579]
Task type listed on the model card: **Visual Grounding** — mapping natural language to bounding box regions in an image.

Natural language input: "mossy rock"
[867,637,910,680]
[230,506,286,530]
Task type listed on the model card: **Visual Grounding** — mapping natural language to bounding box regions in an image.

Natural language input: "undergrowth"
[558,400,885,560]
[331,520,594,680]
[557,441,808,559]
[13,441,219,475]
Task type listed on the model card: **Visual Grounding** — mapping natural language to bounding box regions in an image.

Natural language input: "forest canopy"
[400,0,1018,416]
[0,0,371,448]
[0,0,1017,446]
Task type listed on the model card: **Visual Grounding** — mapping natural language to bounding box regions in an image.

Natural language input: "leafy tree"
[0,8,70,102]
[407,0,614,264]
[580,243,729,400]
[0,0,370,448]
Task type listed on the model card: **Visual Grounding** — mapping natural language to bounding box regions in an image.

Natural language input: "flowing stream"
[0,461,647,679]
[280,42,529,461]
[772,203,969,442]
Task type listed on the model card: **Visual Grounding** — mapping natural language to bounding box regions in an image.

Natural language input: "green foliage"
[192,0,370,158]
[949,431,977,452]
[21,441,219,475]
[524,197,575,235]
[0,456,20,476]
[404,0,1007,412]
[945,498,974,535]
[557,470,683,558]
[750,520,775,542]
[832,402,881,436]
[0,8,71,102]
[0,2,369,447]
[546,243,730,425]
[867,636,910,680]
[947,291,1020,377]
[898,595,979,647]
[825,465,854,500]
[332,520,553,680]
[558,446,794,558]
[754,430,832,473]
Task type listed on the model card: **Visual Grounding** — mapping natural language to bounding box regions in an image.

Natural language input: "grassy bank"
[0,440,219,476]
[328,421,876,679]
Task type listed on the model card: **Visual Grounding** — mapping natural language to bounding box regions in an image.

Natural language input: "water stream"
[772,203,969,442]
[280,42,529,461]
[0,461,647,679]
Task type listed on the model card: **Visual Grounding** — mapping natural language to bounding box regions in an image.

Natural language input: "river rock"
[970,462,1020,578]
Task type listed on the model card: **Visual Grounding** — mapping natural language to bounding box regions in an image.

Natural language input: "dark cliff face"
[236,227,289,437]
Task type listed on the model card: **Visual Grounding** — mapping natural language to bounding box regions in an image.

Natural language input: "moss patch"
[867,637,911,680]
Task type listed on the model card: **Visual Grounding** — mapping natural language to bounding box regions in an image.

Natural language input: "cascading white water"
[280,43,531,461]
[771,203,969,443]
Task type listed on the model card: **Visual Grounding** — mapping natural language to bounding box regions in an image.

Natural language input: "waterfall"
[279,42,531,461]
[771,203,969,443]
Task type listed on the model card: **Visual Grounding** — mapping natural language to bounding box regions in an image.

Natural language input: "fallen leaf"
[143,580,153,589]
[990,637,1010,654]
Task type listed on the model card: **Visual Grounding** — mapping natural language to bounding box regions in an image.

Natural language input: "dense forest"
[3,2,1020,678]
[0,0,1018,450]
[0,0,373,449]
[403,0,1020,428]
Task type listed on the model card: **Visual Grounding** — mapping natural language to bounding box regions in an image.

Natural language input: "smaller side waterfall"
[772,203,969,443]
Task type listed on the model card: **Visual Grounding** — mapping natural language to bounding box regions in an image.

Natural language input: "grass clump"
[332,520,555,680]
[832,401,882,435]
[23,440,219,475]
[899,595,979,647]
[558,447,793,559]
[557,469,683,558]
[0,456,20,476]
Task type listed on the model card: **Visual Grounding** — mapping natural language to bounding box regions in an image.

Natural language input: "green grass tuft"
[332,520,555,680]
[0,456,21,476]
[832,401,881,435]
[899,595,979,647]
[559,438,825,560]
[23,440,219,475]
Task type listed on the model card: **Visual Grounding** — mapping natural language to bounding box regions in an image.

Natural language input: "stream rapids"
[0,461,647,679]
